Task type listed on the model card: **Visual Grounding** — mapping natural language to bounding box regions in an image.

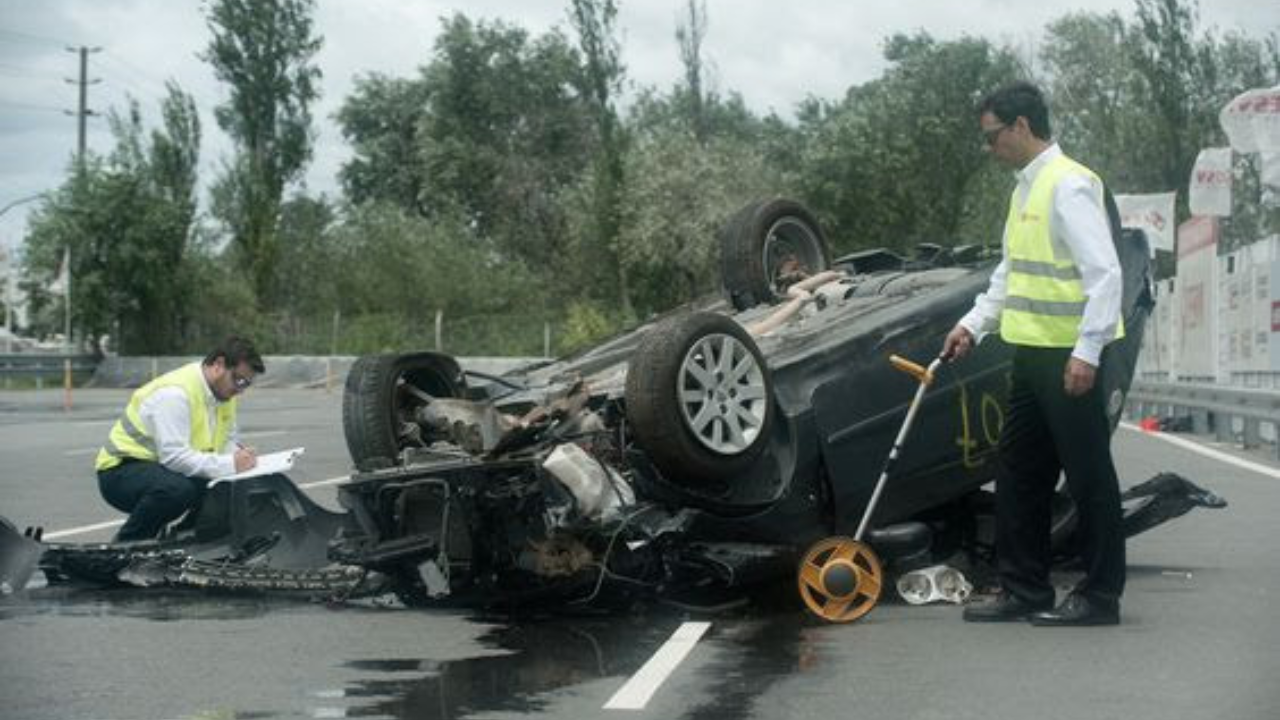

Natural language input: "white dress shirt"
[959,143,1123,366]
[136,369,240,479]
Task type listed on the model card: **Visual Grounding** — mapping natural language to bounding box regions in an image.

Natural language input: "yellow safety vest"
[999,154,1124,347]
[95,362,237,471]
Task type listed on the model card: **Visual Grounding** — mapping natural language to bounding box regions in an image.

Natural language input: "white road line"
[604,621,711,711]
[39,475,351,540]
[42,519,123,540]
[1120,422,1280,481]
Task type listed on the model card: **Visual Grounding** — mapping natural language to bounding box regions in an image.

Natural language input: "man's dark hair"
[979,81,1052,140]
[204,336,265,373]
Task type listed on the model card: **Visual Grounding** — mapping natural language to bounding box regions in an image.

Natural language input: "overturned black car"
[324,197,1222,612]
[4,198,1225,616]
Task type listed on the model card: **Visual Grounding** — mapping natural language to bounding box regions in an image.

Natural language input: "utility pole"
[61,46,99,364]
[65,45,101,172]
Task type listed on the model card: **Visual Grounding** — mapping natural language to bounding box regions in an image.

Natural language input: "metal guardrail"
[0,354,99,389]
[1128,380,1280,460]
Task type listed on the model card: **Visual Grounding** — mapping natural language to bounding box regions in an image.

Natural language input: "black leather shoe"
[962,591,1051,622]
[1028,592,1119,627]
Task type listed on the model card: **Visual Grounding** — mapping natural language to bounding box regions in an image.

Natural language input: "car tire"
[625,311,773,485]
[720,198,832,310]
[343,353,466,471]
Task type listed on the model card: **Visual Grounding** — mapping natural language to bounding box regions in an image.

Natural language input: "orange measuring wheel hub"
[797,536,883,623]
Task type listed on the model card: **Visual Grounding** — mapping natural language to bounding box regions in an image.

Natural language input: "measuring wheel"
[797,536,884,623]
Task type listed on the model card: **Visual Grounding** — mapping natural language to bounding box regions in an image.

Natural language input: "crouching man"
[95,336,264,542]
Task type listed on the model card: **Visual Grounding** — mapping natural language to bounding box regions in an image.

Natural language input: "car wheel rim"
[678,332,767,454]
[762,216,825,294]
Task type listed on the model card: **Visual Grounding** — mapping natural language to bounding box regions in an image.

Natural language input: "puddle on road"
[309,611,825,720]
[666,614,825,720]
[311,616,675,719]
[2,584,831,719]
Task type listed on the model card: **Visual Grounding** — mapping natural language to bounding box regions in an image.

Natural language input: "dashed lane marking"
[604,621,711,711]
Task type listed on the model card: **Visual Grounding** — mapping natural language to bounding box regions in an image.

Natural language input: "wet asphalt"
[1,387,1278,720]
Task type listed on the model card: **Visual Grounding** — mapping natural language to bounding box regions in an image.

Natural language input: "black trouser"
[995,346,1125,609]
[98,460,206,542]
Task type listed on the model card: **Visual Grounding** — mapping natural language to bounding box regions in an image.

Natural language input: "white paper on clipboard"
[211,446,305,486]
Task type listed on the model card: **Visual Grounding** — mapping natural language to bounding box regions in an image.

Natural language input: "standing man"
[96,336,264,542]
[942,82,1125,626]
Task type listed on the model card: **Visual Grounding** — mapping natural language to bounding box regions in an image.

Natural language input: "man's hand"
[233,445,258,472]
[1064,357,1097,396]
[941,324,975,362]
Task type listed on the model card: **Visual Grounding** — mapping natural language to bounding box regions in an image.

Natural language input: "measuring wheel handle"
[798,354,943,623]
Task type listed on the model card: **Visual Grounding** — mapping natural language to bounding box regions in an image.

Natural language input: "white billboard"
[1189,147,1233,217]
[1176,216,1219,379]
[1115,192,1176,254]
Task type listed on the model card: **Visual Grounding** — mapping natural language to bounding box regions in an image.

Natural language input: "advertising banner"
[1220,86,1280,154]
[1272,258,1280,372]
[1189,147,1233,217]
[1176,217,1219,378]
[1220,86,1280,198]
[1115,192,1176,254]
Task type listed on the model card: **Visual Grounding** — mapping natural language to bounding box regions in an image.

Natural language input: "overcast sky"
[0,0,1274,255]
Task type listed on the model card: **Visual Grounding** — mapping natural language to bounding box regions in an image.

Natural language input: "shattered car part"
[896,564,973,605]
[0,518,43,595]
[28,473,374,598]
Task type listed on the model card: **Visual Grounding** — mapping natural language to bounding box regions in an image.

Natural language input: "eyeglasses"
[981,123,1010,146]
[230,371,253,390]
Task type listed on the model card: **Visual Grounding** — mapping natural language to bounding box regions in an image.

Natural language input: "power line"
[0,62,65,81]
[98,50,171,102]
[0,27,69,47]
[0,99,65,114]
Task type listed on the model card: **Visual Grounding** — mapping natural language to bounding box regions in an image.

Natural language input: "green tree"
[1128,0,1207,197]
[271,193,338,319]
[569,0,632,316]
[21,86,202,353]
[419,16,592,267]
[337,74,431,214]
[323,202,546,355]
[338,15,592,272]
[204,0,322,303]
[675,0,709,142]
[795,33,1024,254]
[1043,0,1279,250]
[615,130,781,313]
[1041,12,1138,185]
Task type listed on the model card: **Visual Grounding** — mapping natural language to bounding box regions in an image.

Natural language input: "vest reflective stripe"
[1007,258,1081,281]
[118,413,154,449]
[1000,153,1124,347]
[1004,296,1087,316]
[95,362,237,471]
[98,415,156,461]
